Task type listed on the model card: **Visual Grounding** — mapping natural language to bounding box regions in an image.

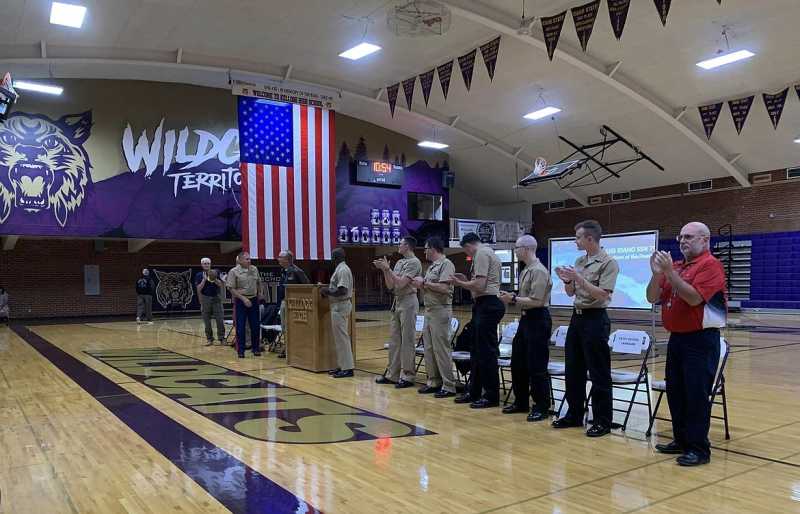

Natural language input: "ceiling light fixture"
[794,137,800,144]
[696,50,755,70]
[338,42,381,60]
[524,106,561,120]
[418,141,448,150]
[13,81,64,95]
[50,2,87,28]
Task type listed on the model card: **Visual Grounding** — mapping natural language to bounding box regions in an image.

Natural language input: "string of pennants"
[385,0,723,117]
[699,85,800,139]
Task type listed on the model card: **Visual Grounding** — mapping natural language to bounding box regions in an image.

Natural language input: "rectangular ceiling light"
[50,2,87,28]
[523,106,561,120]
[794,138,800,144]
[13,81,64,95]
[418,141,449,150]
[696,50,755,70]
[338,42,381,60]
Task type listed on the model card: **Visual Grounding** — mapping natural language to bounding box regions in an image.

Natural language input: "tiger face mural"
[154,270,194,309]
[0,111,93,226]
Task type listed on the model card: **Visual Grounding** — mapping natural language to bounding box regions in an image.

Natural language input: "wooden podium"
[284,284,356,372]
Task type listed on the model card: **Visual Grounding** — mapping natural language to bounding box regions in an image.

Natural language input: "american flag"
[238,97,335,260]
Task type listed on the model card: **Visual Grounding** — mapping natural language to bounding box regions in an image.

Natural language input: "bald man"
[499,235,553,422]
[647,222,727,467]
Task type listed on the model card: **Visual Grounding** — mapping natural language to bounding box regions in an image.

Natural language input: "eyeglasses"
[676,234,706,242]
[514,245,535,250]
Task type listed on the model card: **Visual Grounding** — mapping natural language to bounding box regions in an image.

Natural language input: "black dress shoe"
[502,404,529,414]
[332,369,354,378]
[375,376,397,385]
[395,379,415,389]
[552,417,583,429]
[655,441,684,455]
[527,410,548,422]
[434,390,456,398]
[277,352,286,358]
[676,451,709,466]
[586,424,611,437]
[328,368,341,376]
[417,385,441,394]
[237,354,245,358]
[453,394,474,404]
[253,352,262,356]
[470,398,500,409]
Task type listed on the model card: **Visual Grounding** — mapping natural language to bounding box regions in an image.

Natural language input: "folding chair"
[548,326,569,415]
[261,324,283,353]
[647,336,731,440]
[496,322,518,404]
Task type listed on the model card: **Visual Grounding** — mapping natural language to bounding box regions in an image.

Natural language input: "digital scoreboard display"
[355,160,404,187]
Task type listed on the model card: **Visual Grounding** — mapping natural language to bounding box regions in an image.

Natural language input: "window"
[408,192,443,221]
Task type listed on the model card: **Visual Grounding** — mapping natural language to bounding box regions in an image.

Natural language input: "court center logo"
[0,111,93,226]
[154,270,194,309]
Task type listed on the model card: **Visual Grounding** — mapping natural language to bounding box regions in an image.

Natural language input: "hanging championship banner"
[653,0,671,26]
[479,36,501,82]
[458,48,478,91]
[231,79,338,110]
[437,61,454,100]
[607,0,631,40]
[571,0,601,52]
[762,88,789,130]
[698,102,723,140]
[419,69,435,106]
[728,95,754,135]
[387,83,400,117]
[402,77,416,111]
[541,11,567,61]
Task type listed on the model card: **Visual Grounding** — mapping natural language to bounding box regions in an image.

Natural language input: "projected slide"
[549,231,658,310]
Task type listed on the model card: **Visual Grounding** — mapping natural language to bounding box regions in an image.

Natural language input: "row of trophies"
[338,208,403,245]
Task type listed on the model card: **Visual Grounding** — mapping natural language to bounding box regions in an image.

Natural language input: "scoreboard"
[355,160,404,187]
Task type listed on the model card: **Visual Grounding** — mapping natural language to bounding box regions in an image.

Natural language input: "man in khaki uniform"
[448,232,506,409]
[499,234,553,421]
[321,248,355,378]
[225,252,264,358]
[552,220,619,437]
[412,237,457,398]
[373,236,422,388]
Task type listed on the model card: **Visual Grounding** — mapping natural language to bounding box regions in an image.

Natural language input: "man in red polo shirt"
[647,222,726,466]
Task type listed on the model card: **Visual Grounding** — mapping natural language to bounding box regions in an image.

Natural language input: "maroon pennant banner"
[419,69,435,107]
[541,11,567,61]
[607,0,631,40]
[437,61,453,100]
[571,0,601,52]
[653,0,671,26]
[762,88,789,130]
[698,102,723,140]
[387,83,399,117]
[728,95,754,135]
[458,48,478,91]
[479,36,501,82]
[402,77,416,111]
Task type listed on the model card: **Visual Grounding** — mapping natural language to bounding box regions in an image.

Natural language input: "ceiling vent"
[751,173,772,185]
[548,200,566,210]
[611,191,631,202]
[688,180,712,192]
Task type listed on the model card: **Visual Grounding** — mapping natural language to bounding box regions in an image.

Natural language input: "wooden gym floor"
[1,309,800,513]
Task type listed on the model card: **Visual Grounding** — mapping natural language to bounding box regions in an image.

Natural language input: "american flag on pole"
[238,96,335,260]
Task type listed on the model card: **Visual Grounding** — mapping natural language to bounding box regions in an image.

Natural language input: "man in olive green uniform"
[552,220,620,437]
[226,252,264,358]
[322,248,355,378]
[499,234,553,421]
[374,236,422,388]
[413,237,457,398]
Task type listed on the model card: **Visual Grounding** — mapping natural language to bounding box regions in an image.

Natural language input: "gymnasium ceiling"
[1,0,799,207]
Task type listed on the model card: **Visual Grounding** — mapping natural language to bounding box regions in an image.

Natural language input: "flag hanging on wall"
[698,102,723,139]
[762,88,789,130]
[607,0,631,40]
[479,36,501,81]
[571,0,601,52]
[237,96,335,260]
[541,11,567,61]
[402,77,416,110]
[387,83,400,117]
[653,0,671,26]
[420,69,435,106]
[728,95,754,135]
[437,61,454,100]
[458,49,478,91]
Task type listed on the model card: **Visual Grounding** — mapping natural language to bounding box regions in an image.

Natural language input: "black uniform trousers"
[564,308,612,426]
[510,307,552,413]
[665,328,720,459]
[468,295,506,403]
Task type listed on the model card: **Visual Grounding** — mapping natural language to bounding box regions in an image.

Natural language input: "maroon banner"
[479,36,501,82]
[387,83,399,118]
[437,61,453,100]
[402,77,416,111]
[653,0,671,26]
[762,88,789,130]
[541,11,567,61]
[419,69,435,106]
[728,96,754,135]
[571,0,601,52]
[458,48,478,91]
[607,0,631,40]
[698,102,723,140]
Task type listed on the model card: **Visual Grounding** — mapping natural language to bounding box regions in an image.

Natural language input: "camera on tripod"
[0,72,19,123]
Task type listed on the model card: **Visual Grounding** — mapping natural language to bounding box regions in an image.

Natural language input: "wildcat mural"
[154,270,194,309]
[0,111,92,226]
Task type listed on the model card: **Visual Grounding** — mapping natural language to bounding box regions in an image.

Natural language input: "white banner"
[232,79,339,110]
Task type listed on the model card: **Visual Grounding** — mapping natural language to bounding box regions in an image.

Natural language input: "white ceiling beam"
[374,88,383,100]
[607,60,622,78]
[40,41,47,59]
[283,64,293,81]
[440,0,750,188]
[728,154,743,165]
[449,115,460,127]
[2,236,19,251]
[128,239,154,253]
[674,106,687,121]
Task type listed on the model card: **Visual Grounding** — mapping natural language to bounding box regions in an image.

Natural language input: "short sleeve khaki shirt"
[519,260,552,308]
[393,256,422,297]
[471,244,501,298]
[573,249,619,309]
[225,264,261,298]
[423,256,455,307]
[329,262,353,303]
